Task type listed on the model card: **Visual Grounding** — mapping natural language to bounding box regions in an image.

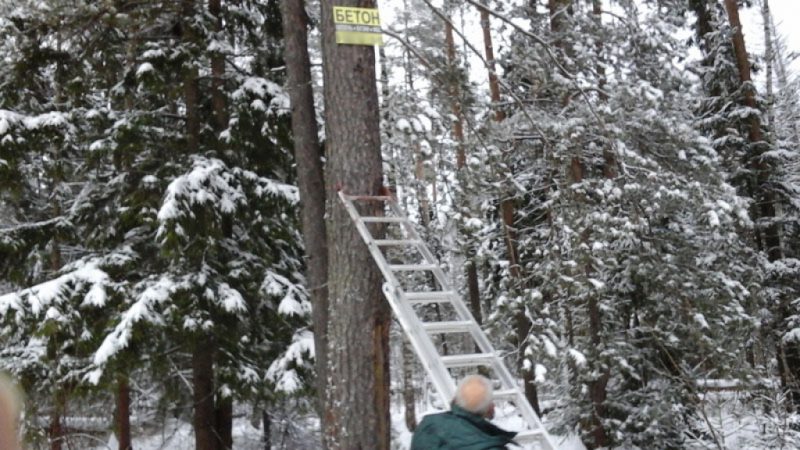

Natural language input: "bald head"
[454,374,494,416]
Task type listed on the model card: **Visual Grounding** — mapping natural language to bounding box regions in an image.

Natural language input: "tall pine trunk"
[319,0,390,448]
[116,375,133,450]
[49,387,65,450]
[214,397,233,450]
[279,0,330,422]
[210,0,227,132]
[208,3,233,447]
[193,337,217,450]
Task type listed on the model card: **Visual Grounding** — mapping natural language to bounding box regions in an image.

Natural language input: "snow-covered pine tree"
[690,0,800,422]
[482,1,759,447]
[0,1,313,448]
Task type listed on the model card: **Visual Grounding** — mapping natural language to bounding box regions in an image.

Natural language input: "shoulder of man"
[410,411,451,450]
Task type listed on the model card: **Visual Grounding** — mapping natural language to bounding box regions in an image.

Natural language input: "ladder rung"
[340,192,559,449]
[361,216,406,223]
[374,239,421,246]
[441,353,496,368]
[346,195,392,201]
[390,264,438,271]
[404,291,455,304]
[493,389,522,401]
[421,321,473,334]
[514,429,546,443]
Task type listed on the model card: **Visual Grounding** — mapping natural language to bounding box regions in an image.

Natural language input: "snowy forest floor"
[74,388,791,450]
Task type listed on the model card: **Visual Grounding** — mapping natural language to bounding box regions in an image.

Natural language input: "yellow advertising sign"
[333,6,383,46]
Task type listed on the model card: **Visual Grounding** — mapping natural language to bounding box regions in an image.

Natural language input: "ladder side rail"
[445,289,556,448]
[339,193,458,405]
[492,359,557,449]
[339,193,405,286]
[383,284,456,406]
[446,295,498,355]
[343,194,557,449]
[383,201,491,347]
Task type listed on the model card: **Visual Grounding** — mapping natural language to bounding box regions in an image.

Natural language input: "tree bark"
[278,0,330,419]
[214,396,233,450]
[117,376,133,450]
[319,0,390,448]
[723,0,765,150]
[722,0,781,261]
[466,262,482,325]
[182,0,200,153]
[761,0,775,130]
[262,410,271,450]
[49,388,65,450]
[49,203,65,450]
[210,0,228,132]
[402,339,417,432]
[592,0,607,102]
[479,3,504,122]
[193,336,217,450]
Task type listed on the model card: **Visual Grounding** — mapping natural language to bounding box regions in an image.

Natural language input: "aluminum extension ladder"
[339,192,558,450]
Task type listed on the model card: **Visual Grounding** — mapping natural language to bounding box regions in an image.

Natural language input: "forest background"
[1,0,800,449]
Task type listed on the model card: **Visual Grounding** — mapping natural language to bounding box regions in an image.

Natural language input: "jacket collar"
[450,404,518,442]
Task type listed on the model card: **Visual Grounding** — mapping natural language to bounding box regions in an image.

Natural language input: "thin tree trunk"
[49,195,65,450]
[49,249,64,450]
[592,0,607,102]
[402,340,417,432]
[761,0,775,130]
[278,0,329,422]
[593,0,614,176]
[193,337,217,450]
[208,7,233,447]
[479,3,504,122]
[49,388,65,450]
[183,0,200,153]
[723,0,766,153]
[117,376,133,450]
[466,262,482,325]
[444,21,466,168]
[210,0,227,132]
[319,0,390,448]
[262,410,271,450]
[214,397,233,450]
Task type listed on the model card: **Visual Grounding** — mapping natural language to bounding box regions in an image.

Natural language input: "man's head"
[453,374,495,418]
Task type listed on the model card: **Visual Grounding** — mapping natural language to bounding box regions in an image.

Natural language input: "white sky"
[742,0,800,75]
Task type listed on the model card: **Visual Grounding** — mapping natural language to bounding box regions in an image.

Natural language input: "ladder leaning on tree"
[339,191,559,450]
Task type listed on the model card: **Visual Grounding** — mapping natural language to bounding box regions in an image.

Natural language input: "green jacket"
[410,405,517,450]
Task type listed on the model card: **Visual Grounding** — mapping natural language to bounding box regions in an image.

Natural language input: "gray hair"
[454,374,494,415]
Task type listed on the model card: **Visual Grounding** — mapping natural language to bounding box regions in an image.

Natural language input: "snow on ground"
[89,419,264,450]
